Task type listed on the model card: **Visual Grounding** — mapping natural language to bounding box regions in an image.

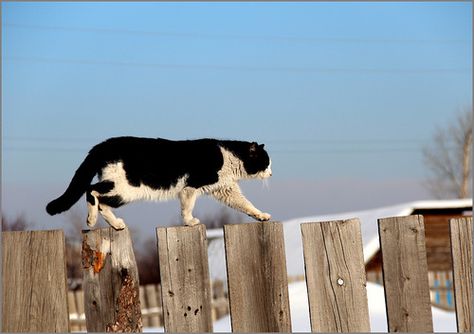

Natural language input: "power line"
[4,23,469,45]
[3,136,434,155]
[3,146,428,155]
[3,147,87,153]
[3,23,470,45]
[4,136,430,144]
[4,56,470,74]
[265,138,430,144]
[4,136,98,143]
[1,136,442,156]
[272,148,427,154]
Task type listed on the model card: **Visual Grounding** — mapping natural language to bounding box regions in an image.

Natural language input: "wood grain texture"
[82,227,142,332]
[144,284,161,327]
[157,224,213,333]
[2,230,70,332]
[224,222,291,332]
[301,219,370,332]
[449,217,473,332]
[378,215,433,332]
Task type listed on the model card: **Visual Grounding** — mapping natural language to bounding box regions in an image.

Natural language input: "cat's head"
[243,142,272,179]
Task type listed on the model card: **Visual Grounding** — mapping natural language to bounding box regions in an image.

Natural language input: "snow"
[206,199,472,281]
[282,198,472,278]
[211,281,457,332]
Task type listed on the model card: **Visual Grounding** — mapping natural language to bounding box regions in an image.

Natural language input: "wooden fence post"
[157,224,213,332]
[140,284,163,327]
[139,286,150,327]
[224,222,291,332]
[450,217,473,333]
[301,219,370,332]
[378,215,433,332]
[2,230,70,332]
[82,227,142,332]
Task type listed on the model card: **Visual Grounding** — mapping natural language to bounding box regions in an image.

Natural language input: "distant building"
[363,200,472,311]
[206,198,472,311]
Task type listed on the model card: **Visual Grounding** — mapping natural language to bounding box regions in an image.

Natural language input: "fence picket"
[139,286,150,327]
[378,215,433,332]
[4,213,473,333]
[224,222,291,332]
[450,217,473,333]
[82,227,142,332]
[301,219,370,332]
[157,224,213,332]
[1,230,70,332]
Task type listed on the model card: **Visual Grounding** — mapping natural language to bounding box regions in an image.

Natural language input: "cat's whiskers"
[262,178,270,190]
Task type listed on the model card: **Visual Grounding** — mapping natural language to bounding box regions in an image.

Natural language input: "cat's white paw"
[255,212,271,221]
[87,212,98,227]
[87,217,97,227]
[110,218,127,230]
[184,218,201,226]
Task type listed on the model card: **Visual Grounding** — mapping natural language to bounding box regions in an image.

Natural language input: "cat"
[46,136,272,229]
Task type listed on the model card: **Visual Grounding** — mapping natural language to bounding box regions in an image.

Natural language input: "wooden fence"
[2,215,472,332]
[67,281,229,331]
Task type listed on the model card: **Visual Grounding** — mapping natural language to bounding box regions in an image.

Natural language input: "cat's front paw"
[111,218,127,230]
[184,217,201,226]
[255,212,271,221]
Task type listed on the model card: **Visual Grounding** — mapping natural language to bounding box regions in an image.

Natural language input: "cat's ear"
[259,144,265,149]
[250,142,258,153]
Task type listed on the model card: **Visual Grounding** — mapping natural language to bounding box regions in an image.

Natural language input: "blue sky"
[2,2,472,235]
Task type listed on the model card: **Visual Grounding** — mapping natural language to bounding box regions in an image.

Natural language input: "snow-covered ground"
[145,280,457,332]
[207,199,472,284]
[213,281,456,332]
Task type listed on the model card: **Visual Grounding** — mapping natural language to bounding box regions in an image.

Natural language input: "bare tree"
[1,214,31,231]
[200,208,243,229]
[63,209,87,289]
[136,238,161,285]
[423,107,472,199]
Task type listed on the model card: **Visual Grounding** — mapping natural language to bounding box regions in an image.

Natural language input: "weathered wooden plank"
[145,284,160,327]
[224,222,291,332]
[378,215,433,332]
[156,284,164,326]
[449,217,473,332]
[211,280,229,321]
[2,230,70,332]
[75,290,86,331]
[139,286,151,327]
[301,219,370,332]
[68,290,80,331]
[82,227,142,332]
[157,224,213,332]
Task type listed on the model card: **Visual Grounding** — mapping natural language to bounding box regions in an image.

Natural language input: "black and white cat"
[46,136,272,229]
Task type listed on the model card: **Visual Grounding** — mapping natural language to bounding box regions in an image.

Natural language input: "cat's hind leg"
[86,190,99,227]
[179,187,200,226]
[90,180,126,230]
[87,181,115,228]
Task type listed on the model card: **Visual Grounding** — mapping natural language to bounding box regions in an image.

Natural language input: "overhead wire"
[4,56,469,74]
[3,136,436,155]
[3,23,469,45]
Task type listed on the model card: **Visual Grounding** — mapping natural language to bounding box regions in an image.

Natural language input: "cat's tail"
[46,150,101,215]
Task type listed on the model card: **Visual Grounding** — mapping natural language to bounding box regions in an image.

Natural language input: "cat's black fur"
[46,136,271,226]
